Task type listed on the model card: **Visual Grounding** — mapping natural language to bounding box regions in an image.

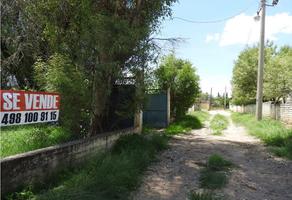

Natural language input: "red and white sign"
[0,90,60,126]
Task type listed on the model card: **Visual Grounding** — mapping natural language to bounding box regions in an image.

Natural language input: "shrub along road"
[132,110,292,200]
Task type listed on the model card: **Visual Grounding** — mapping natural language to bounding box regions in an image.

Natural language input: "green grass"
[6,133,168,200]
[199,154,233,190]
[210,114,229,135]
[165,111,210,135]
[231,112,292,159]
[1,125,72,158]
[189,111,210,123]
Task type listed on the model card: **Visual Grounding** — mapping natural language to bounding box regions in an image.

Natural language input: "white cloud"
[205,12,292,46]
[205,33,220,43]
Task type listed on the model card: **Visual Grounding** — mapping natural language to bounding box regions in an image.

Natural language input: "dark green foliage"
[231,113,292,159]
[9,134,168,200]
[6,187,34,200]
[210,114,229,135]
[199,169,227,189]
[34,54,88,134]
[2,0,178,135]
[155,54,201,118]
[0,124,71,158]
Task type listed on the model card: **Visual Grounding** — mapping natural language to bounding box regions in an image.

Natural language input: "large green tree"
[232,44,292,105]
[155,54,200,118]
[264,46,292,103]
[1,0,177,135]
[231,44,276,105]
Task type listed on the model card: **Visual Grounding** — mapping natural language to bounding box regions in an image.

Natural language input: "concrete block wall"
[1,128,134,195]
[230,97,292,124]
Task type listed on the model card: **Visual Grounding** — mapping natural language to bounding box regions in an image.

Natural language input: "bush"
[155,54,200,118]
[34,54,88,134]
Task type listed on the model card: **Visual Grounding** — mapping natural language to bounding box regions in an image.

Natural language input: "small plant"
[210,114,229,135]
[6,187,34,200]
[189,191,214,200]
[199,154,233,190]
[199,169,227,189]
[207,154,233,171]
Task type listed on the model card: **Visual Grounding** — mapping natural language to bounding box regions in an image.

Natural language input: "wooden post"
[134,110,143,134]
[167,88,170,125]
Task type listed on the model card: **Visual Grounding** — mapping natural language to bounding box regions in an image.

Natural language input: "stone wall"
[1,128,135,195]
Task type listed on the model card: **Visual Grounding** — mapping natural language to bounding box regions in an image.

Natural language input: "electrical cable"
[171,1,258,24]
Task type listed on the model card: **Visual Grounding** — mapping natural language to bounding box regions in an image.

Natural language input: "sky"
[155,0,292,96]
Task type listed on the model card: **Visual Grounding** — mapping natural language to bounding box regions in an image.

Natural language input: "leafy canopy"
[155,54,200,118]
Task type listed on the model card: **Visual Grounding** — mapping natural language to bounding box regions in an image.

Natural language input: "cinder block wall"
[230,97,292,124]
[1,128,134,195]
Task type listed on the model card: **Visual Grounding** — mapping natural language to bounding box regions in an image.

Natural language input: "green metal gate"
[143,90,169,128]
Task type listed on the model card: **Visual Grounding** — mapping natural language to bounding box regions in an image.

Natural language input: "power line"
[171,1,257,24]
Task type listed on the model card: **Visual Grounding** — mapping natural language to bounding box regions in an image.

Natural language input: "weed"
[199,169,228,189]
[207,154,233,171]
[165,114,204,135]
[231,112,292,159]
[189,191,214,200]
[199,154,233,190]
[210,114,229,135]
[8,133,168,200]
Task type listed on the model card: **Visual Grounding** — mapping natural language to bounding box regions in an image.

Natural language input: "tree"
[264,46,292,103]
[2,0,178,135]
[155,54,200,118]
[231,43,275,105]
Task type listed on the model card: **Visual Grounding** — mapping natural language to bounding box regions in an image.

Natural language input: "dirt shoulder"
[132,110,292,200]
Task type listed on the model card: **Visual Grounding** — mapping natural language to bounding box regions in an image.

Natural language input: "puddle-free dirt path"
[132,110,292,200]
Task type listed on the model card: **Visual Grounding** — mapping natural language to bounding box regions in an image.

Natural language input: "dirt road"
[132,110,292,200]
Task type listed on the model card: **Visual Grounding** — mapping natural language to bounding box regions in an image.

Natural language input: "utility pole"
[224,86,227,109]
[256,0,266,120]
[255,0,279,120]
[208,88,212,111]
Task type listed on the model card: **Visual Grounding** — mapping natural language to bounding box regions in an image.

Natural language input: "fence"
[1,128,137,195]
[230,97,292,124]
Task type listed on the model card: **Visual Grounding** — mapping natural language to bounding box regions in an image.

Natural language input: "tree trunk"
[88,55,113,136]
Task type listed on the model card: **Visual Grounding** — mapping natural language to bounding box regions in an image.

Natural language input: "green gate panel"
[143,92,168,128]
